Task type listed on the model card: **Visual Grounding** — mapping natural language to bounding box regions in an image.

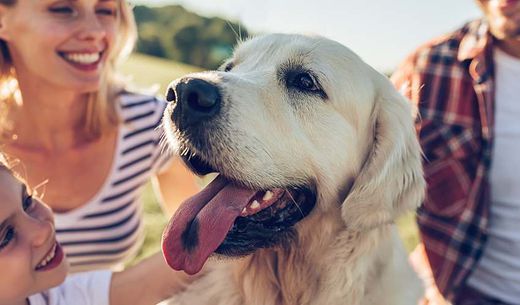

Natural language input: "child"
[0,154,195,305]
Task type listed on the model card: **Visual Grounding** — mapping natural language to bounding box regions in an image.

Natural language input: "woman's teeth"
[63,52,101,65]
[36,243,57,269]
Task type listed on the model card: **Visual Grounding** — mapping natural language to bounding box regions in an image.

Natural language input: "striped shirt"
[54,92,172,273]
[391,19,494,301]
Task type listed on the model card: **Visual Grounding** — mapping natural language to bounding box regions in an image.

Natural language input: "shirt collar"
[457,19,492,62]
[458,19,495,84]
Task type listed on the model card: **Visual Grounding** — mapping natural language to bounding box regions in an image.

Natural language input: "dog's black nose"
[170,78,221,126]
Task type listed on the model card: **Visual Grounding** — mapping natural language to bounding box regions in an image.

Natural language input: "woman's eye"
[96,8,117,16]
[0,227,15,250]
[49,6,76,15]
[23,195,34,212]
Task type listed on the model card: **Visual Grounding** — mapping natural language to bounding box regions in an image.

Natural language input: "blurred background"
[124,0,482,262]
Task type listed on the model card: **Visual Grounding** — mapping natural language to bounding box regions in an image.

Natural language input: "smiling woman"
[0,0,135,137]
[0,0,199,273]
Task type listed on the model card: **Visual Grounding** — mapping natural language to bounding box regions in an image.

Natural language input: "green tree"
[133,5,250,69]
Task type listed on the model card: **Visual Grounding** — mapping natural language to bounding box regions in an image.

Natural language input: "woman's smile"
[58,50,105,72]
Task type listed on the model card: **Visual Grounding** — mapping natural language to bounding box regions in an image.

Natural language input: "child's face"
[0,169,68,303]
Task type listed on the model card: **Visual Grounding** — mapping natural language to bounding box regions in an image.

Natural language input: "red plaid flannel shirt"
[391,19,495,301]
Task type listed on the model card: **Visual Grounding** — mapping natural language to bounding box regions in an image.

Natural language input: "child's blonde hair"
[0,151,12,176]
[0,153,6,167]
[0,0,138,140]
[0,153,33,196]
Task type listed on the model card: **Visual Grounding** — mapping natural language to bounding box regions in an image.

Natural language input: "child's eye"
[23,195,34,212]
[0,227,15,250]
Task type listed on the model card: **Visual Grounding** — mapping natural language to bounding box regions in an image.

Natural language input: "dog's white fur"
[164,34,425,305]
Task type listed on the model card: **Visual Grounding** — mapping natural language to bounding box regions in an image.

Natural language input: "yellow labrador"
[161,34,425,305]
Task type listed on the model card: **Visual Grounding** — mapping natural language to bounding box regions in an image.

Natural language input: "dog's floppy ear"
[342,77,425,230]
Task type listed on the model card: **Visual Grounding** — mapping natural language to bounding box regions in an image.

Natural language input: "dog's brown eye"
[224,62,234,72]
[295,73,317,91]
[287,71,320,92]
[283,69,327,99]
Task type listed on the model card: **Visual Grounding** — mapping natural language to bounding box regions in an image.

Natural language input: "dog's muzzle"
[161,76,317,276]
[166,77,221,128]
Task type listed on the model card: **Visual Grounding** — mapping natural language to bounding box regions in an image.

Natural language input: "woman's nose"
[77,13,107,41]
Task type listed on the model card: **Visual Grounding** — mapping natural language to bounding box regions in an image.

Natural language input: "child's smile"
[0,169,68,305]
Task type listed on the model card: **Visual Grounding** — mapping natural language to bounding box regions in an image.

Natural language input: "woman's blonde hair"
[0,0,137,139]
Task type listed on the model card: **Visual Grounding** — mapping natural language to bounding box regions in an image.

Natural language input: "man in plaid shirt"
[392,1,520,304]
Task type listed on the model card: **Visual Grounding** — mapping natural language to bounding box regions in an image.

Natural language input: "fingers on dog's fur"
[342,74,425,230]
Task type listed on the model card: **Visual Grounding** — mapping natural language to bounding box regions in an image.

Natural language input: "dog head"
[161,34,424,274]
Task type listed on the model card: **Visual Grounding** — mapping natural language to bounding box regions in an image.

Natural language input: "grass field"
[120,52,420,264]
[119,52,203,95]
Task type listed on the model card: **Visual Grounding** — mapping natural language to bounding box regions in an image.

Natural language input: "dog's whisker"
[158,134,170,154]
[286,191,305,218]
[251,136,275,162]
[226,21,242,45]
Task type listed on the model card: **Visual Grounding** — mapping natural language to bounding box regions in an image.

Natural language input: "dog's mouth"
[161,151,316,275]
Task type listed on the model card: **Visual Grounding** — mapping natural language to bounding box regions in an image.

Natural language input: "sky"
[132,0,482,72]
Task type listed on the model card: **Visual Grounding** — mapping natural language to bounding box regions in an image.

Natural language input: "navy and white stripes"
[54,93,171,272]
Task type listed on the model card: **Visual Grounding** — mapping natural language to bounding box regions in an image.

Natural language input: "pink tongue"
[161,175,257,274]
